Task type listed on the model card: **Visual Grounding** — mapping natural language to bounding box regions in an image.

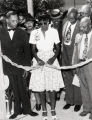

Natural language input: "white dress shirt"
[7,27,15,40]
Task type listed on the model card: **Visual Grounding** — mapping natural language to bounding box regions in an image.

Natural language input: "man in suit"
[78,4,91,21]
[72,17,92,119]
[0,11,38,119]
[62,8,82,111]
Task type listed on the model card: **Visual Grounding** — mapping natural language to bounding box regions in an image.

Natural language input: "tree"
[0,0,27,14]
[33,0,65,16]
[0,0,65,16]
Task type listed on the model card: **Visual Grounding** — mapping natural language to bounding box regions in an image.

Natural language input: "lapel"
[71,21,79,42]
[2,27,12,41]
[72,33,83,64]
[62,21,68,38]
[2,27,18,42]
[87,31,92,57]
[88,32,92,51]
[72,43,79,64]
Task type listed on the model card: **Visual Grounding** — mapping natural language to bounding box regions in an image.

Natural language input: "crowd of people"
[1,0,92,120]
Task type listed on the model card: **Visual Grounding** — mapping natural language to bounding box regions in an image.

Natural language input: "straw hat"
[50,9,62,19]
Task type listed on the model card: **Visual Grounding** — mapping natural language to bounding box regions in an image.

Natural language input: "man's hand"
[23,70,29,79]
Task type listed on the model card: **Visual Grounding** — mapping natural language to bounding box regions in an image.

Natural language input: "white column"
[27,0,34,16]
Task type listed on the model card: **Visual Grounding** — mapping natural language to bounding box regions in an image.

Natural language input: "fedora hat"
[50,9,62,19]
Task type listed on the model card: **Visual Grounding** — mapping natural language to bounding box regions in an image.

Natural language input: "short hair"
[67,8,78,18]
[68,7,77,14]
[80,17,91,25]
[25,13,35,22]
[6,11,18,19]
[86,0,92,3]
[79,4,91,15]
[36,12,51,22]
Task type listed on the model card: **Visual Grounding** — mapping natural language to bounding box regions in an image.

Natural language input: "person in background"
[24,13,41,111]
[29,12,64,120]
[17,12,26,30]
[62,8,82,112]
[0,13,6,28]
[24,13,35,35]
[86,0,92,8]
[77,4,91,21]
[50,9,64,101]
[0,10,38,119]
[72,17,92,119]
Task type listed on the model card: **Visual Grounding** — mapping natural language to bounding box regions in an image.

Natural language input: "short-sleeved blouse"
[29,27,64,92]
[29,27,60,51]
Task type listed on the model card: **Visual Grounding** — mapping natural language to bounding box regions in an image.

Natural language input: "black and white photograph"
[0,0,92,120]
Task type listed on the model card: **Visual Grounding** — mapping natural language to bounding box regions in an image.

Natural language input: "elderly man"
[86,0,92,7]
[72,17,92,119]
[78,4,91,20]
[62,8,82,111]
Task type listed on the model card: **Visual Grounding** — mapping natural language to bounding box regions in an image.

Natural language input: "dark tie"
[82,34,88,60]
[64,24,71,45]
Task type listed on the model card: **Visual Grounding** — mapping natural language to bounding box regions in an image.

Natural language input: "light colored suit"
[72,31,92,113]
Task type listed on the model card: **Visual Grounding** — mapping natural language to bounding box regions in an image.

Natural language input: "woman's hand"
[47,57,55,65]
[37,58,45,66]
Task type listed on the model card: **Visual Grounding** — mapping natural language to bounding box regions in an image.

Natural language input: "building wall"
[64,0,86,9]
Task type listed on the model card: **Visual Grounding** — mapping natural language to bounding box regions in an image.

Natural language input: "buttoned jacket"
[0,26,31,75]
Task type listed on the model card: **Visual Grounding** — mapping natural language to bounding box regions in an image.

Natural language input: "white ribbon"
[1,52,92,71]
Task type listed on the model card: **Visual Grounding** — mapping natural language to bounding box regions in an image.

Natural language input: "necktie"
[64,24,71,45]
[82,34,88,60]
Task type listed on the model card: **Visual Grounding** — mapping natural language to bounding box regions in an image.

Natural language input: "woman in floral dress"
[29,12,64,120]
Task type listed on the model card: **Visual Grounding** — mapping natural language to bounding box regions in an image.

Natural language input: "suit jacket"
[62,20,80,66]
[72,31,92,64]
[72,31,92,83]
[0,27,31,75]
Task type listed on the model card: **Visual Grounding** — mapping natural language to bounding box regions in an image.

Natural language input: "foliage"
[0,0,65,16]
[0,0,27,14]
[33,0,65,16]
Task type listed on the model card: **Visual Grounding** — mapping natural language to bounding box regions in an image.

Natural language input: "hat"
[25,13,35,22]
[37,12,50,21]
[50,9,62,19]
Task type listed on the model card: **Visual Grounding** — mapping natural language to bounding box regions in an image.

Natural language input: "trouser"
[8,73,32,114]
[79,65,92,113]
[62,69,82,105]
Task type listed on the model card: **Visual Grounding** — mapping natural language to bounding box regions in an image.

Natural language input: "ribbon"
[1,52,92,71]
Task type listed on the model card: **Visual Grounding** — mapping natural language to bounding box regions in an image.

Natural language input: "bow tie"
[7,28,16,31]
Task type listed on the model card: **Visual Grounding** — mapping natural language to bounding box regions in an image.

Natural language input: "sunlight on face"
[80,22,91,33]
[7,14,18,29]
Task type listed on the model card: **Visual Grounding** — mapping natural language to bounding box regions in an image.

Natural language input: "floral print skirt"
[29,51,64,92]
